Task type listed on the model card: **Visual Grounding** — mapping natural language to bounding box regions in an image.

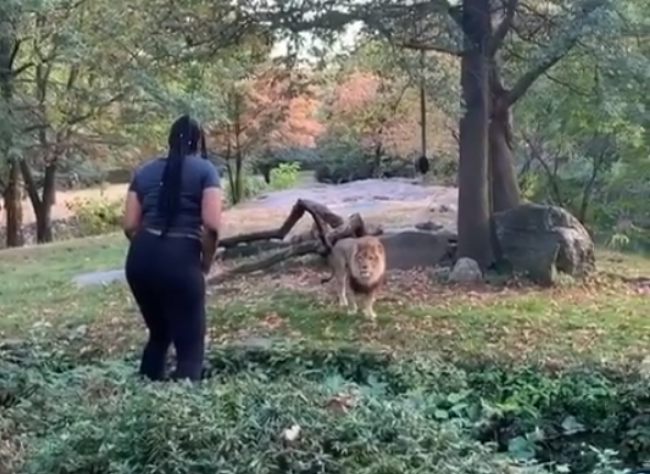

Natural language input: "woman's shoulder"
[185,155,220,174]
[134,156,164,173]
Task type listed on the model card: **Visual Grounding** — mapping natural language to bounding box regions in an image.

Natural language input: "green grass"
[3,233,650,474]
[1,235,650,364]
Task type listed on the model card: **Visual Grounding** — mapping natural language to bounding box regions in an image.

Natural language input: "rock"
[72,269,125,287]
[448,257,483,283]
[415,220,444,231]
[492,203,596,284]
[379,229,456,270]
[0,339,27,351]
[230,336,276,349]
[428,203,455,213]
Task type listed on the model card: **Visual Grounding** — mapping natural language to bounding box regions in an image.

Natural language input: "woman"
[122,114,222,382]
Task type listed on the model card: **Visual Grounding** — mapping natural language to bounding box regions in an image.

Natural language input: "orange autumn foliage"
[326,71,456,158]
[205,66,454,162]
[207,66,323,159]
[325,71,414,155]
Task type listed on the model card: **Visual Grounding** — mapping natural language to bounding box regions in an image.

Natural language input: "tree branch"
[400,40,466,56]
[488,0,518,55]
[218,199,344,248]
[208,206,381,284]
[18,159,42,210]
[505,36,578,106]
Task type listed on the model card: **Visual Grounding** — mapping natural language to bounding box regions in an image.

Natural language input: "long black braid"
[158,114,204,235]
[199,132,207,159]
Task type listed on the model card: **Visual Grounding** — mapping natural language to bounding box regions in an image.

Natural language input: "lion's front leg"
[335,271,349,308]
[347,282,359,315]
[359,293,376,321]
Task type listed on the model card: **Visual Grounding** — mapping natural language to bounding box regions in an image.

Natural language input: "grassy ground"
[1,229,650,366]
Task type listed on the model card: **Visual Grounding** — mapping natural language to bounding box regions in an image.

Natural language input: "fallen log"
[219,199,345,249]
[207,211,382,284]
[219,240,291,260]
[209,240,321,284]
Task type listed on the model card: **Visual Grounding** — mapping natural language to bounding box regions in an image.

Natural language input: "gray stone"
[492,203,596,284]
[428,203,456,213]
[72,268,125,287]
[0,339,27,351]
[379,229,456,270]
[415,220,444,231]
[230,336,276,350]
[448,257,482,283]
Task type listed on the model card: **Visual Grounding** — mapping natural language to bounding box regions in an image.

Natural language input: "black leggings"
[125,230,206,381]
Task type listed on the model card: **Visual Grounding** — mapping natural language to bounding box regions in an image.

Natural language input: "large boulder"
[492,203,596,285]
[379,229,456,270]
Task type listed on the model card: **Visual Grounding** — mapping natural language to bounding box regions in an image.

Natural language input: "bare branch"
[400,40,465,56]
[488,0,518,55]
[505,35,578,105]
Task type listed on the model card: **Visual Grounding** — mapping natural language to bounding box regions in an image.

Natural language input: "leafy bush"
[314,152,415,184]
[2,343,649,474]
[65,195,122,236]
[269,161,301,190]
[430,153,459,184]
[253,146,320,175]
[20,373,535,474]
[314,133,417,184]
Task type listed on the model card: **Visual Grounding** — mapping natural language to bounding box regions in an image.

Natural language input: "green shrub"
[269,161,301,190]
[17,370,542,474]
[2,343,649,474]
[65,195,122,236]
[431,153,459,184]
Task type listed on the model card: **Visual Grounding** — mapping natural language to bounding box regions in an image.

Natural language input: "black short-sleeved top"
[129,155,220,238]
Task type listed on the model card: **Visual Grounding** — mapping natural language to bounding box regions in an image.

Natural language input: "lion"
[316,231,386,320]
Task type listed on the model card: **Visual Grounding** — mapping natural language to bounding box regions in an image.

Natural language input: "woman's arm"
[123,174,142,241]
[200,162,223,274]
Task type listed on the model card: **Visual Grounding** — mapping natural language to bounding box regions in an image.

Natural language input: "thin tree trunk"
[4,160,23,247]
[488,97,521,213]
[487,58,522,214]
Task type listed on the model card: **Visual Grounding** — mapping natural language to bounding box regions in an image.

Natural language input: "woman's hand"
[200,228,218,274]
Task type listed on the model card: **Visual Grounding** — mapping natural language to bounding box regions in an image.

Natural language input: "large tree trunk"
[450,0,585,224]
[456,0,493,268]
[3,160,23,247]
